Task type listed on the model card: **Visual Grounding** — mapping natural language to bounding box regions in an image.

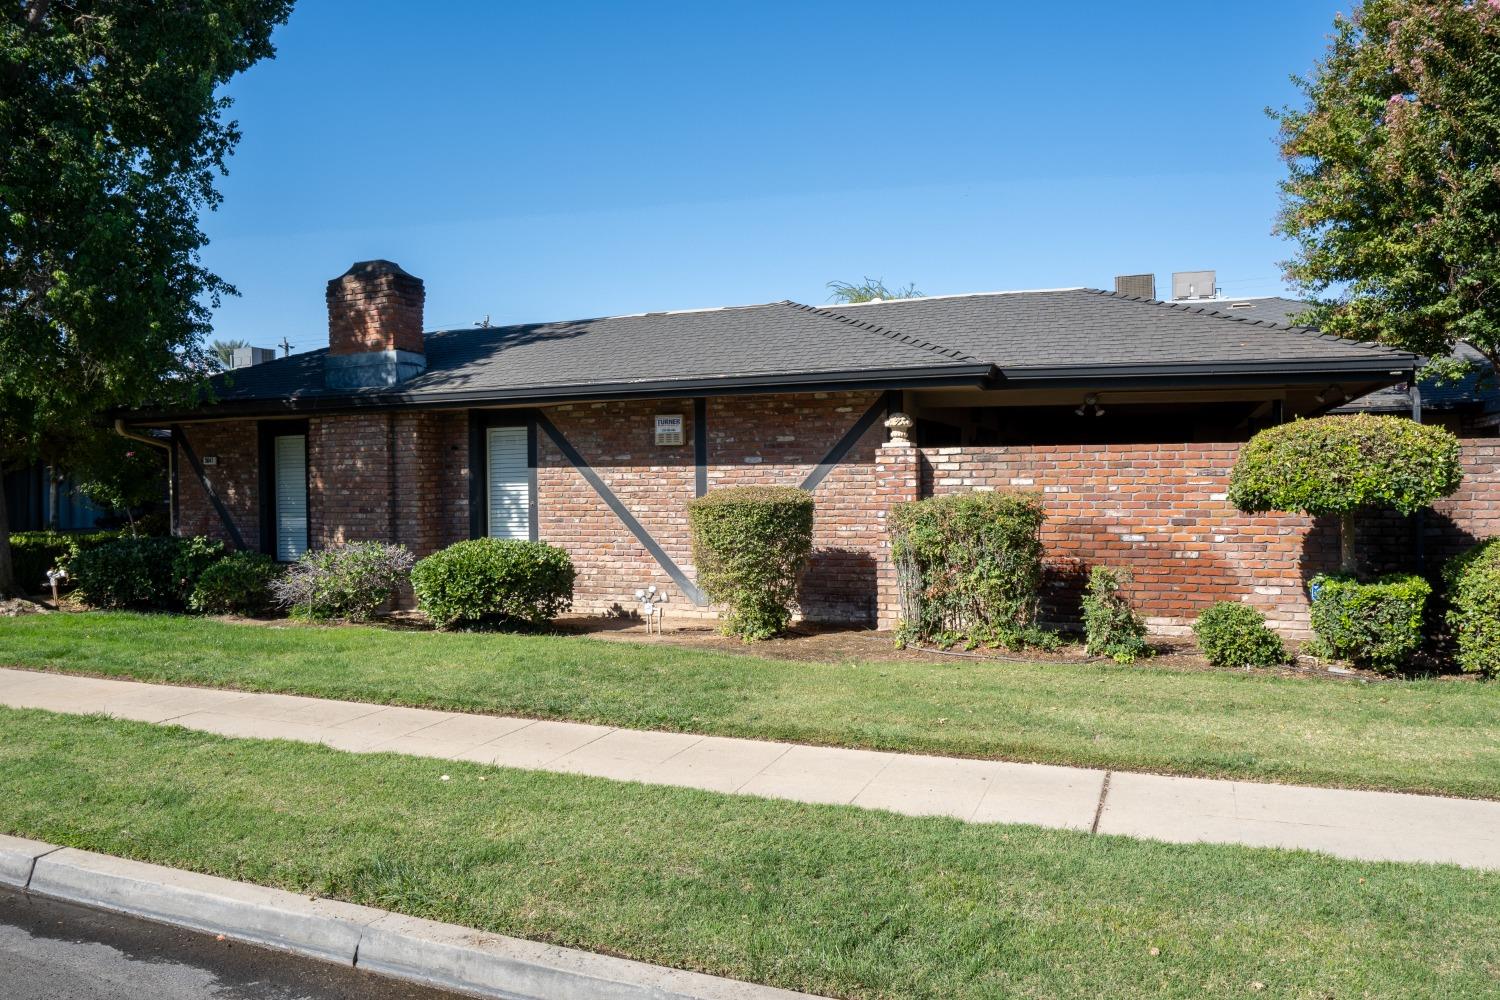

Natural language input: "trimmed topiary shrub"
[270,541,414,621]
[688,486,814,640]
[1441,539,1500,677]
[70,536,185,608]
[1193,601,1287,669]
[890,490,1049,649]
[411,538,575,628]
[1081,566,1150,664]
[1229,414,1462,573]
[189,551,281,616]
[1308,573,1430,674]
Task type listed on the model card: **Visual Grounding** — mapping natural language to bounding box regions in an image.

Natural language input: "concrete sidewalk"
[2,667,1496,869]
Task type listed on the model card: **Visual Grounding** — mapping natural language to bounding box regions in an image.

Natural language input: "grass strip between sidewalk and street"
[1,612,1498,799]
[1,707,1497,999]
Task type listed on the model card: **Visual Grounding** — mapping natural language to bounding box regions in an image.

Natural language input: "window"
[272,433,308,560]
[486,424,533,540]
[260,421,308,562]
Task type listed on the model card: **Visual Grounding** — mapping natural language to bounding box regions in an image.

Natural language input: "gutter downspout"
[1409,370,1425,573]
[114,419,175,537]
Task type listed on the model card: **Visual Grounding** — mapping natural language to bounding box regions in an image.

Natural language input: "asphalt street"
[0,887,465,1000]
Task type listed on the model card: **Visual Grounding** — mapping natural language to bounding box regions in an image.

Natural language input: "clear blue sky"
[201,1,1345,350]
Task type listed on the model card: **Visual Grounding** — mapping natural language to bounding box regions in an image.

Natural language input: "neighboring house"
[2,464,106,532]
[125,260,1429,632]
[1190,294,1500,435]
[1332,343,1499,436]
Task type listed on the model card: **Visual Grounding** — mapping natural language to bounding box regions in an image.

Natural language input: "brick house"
[128,259,1500,635]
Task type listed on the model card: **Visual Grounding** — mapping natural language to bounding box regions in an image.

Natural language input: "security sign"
[655,413,685,446]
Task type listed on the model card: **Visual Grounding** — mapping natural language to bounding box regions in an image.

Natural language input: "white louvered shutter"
[486,426,531,540]
[274,434,308,560]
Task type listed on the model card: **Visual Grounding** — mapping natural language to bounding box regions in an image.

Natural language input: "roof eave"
[122,364,997,424]
[993,356,1419,390]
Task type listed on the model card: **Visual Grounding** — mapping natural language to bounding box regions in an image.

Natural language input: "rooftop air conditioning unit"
[1114,274,1156,299]
[1171,270,1218,301]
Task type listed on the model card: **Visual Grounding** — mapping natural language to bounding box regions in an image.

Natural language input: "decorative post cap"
[884,412,914,444]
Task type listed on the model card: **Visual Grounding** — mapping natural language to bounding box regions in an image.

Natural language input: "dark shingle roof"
[181,287,1419,417]
[210,300,987,406]
[824,289,1411,377]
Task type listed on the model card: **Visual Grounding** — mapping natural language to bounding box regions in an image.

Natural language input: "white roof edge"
[828,287,1088,307]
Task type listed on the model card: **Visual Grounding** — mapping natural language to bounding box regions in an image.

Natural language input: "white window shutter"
[486,426,531,540]
[274,435,308,560]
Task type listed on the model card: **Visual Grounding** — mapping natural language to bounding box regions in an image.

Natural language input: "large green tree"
[0,0,292,596]
[1275,1,1500,377]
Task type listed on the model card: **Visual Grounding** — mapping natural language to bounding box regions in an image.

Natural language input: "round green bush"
[170,536,228,602]
[411,538,576,628]
[1193,601,1287,668]
[189,551,281,616]
[688,486,814,641]
[1081,566,1151,664]
[1308,573,1430,674]
[1441,539,1500,677]
[890,490,1047,649]
[70,536,185,608]
[1229,414,1462,518]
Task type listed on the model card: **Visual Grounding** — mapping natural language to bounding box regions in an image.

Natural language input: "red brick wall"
[537,391,897,624]
[176,413,471,562]
[175,423,260,550]
[921,439,1500,636]
[174,406,1498,636]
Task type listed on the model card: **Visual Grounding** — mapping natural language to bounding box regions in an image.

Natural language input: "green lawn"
[1,707,1495,999]
[2,611,1498,798]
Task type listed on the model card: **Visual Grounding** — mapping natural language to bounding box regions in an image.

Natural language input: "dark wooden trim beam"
[173,424,246,550]
[535,411,707,606]
[799,395,890,493]
[693,397,708,498]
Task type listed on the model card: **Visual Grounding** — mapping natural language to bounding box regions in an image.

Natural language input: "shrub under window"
[411,538,575,628]
[1441,539,1500,678]
[890,490,1047,649]
[688,486,814,640]
[1081,566,1150,664]
[271,541,414,622]
[1193,601,1287,669]
[1308,573,1430,674]
[190,551,281,616]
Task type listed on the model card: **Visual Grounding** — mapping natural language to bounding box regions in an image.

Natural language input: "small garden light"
[634,585,666,635]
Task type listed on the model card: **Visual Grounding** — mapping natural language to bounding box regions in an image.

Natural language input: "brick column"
[873,440,921,630]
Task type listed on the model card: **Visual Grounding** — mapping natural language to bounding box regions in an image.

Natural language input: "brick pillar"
[873,440,921,630]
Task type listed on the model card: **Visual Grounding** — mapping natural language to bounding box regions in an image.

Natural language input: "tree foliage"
[1274,1,1500,375]
[1229,414,1462,573]
[1229,414,1462,518]
[826,277,923,304]
[0,0,293,594]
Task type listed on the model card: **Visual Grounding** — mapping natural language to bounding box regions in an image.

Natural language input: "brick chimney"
[323,260,428,389]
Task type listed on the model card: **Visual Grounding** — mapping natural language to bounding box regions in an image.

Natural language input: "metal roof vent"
[1114,274,1156,299]
[1172,270,1218,301]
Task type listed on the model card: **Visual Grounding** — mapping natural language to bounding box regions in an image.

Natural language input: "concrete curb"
[0,834,58,889]
[8,835,820,1000]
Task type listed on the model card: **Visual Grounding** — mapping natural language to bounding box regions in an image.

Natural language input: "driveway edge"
[9,835,818,999]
